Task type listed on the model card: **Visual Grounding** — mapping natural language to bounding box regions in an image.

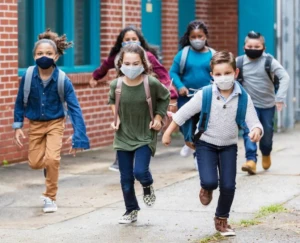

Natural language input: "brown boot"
[262,155,271,170]
[241,160,256,175]
[214,217,236,236]
[199,188,213,205]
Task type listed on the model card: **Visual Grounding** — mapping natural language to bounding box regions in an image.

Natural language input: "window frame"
[18,0,100,76]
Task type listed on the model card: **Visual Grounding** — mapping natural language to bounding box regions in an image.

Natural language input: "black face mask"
[245,49,264,59]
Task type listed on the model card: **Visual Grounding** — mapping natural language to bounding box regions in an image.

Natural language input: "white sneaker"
[180,145,193,157]
[118,210,138,224]
[41,196,57,213]
[194,156,198,171]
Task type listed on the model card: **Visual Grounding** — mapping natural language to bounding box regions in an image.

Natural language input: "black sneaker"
[143,185,156,207]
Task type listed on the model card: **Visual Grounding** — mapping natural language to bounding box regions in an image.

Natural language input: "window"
[17,0,100,74]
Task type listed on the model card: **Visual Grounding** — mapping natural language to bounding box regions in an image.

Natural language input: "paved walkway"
[0,125,299,242]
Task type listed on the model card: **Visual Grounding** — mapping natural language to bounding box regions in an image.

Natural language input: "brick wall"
[161,0,179,70]
[0,0,21,162]
[0,0,142,163]
[196,0,238,55]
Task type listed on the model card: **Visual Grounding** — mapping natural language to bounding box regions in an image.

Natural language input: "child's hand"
[111,120,120,131]
[162,133,172,146]
[275,102,285,111]
[89,78,98,88]
[248,128,262,142]
[69,148,83,157]
[149,119,162,131]
[14,129,26,148]
[179,87,189,96]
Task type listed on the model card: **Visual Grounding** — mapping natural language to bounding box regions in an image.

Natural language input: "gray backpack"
[179,46,216,75]
[23,66,67,114]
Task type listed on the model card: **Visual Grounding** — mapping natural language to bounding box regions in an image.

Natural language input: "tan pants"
[28,118,65,201]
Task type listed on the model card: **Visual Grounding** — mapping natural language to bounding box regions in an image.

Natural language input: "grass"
[197,204,288,242]
[198,233,225,243]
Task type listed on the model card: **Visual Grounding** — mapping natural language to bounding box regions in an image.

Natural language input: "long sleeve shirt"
[173,82,263,146]
[238,53,290,108]
[108,75,170,156]
[13,66,90,149]
[92,51,178,99]
[169,48,213,91]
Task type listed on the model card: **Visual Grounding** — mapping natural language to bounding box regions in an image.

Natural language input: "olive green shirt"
[109,75,170,156]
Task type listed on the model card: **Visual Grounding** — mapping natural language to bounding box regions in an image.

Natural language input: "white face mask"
[190,39,206,50]
[213,74,235,90]
[120,64,144,80]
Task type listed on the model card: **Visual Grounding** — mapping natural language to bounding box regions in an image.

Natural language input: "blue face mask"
[120,64,144,80]
[36,56,55,69]
[121,41,141,47]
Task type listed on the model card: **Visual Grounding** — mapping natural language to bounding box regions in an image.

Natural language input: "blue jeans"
[117,145,153,212]
[243,106,275,162]
[195,140,237,218]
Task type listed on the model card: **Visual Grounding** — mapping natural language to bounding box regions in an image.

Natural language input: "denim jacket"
[13,66,90,149]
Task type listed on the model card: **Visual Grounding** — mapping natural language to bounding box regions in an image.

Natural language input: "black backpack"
[236,54,280,93]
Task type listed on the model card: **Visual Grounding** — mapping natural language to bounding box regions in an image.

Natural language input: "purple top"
[92,51,178,99]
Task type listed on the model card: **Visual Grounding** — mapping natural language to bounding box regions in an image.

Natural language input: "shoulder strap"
[57,70,66,104]
[236,56,244,84]
[208,47,216,55]
[23,66,35,107]
[235,82,248,129]
[114,77,123,126]
[198,85,213,132]
[265,54,273,82]
[143,75,154,122]
[179,46,190,75]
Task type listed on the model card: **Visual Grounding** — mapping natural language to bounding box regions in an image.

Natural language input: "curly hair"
[116,44,153,77]
[179,20,209,50]
[33,28,73,56]
[109,26,158,59]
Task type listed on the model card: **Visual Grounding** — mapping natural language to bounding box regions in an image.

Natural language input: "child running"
[162,51,263,236]
[90,25,177,172]
[109,44,170,224]
[13,29,90,213]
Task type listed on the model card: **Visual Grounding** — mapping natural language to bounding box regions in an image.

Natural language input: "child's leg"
[28,121,47,170]
[43,118,65,201]
[242,125,257,162]
[216,144,237,218]
[117,150,140,212]
[133,145,153,186]
[258,106,275,156]
[195,141,219,191]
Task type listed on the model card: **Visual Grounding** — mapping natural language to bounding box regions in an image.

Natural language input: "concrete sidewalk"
[0,125,299,243]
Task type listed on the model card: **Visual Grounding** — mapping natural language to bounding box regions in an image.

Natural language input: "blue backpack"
[187,83,248,144]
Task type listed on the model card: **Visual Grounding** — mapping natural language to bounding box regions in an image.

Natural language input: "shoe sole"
[219,231,236,237]
[43,208,57,213]
[241,166,256,175]
[109,167,119,172]
[118,219,137,224]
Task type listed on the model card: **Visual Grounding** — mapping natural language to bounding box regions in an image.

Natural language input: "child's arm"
[162,121,178,146]
[64,79,90,150]
[272,58,290,110]
[245,95,264,142]
[169,51,186,93]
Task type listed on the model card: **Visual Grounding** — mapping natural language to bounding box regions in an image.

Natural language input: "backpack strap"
[208,47,216,56]
[57,69,68,116]
[143,75,154,122]
[114,77,123,126]
[198,85,213,133]
[236,56,244,84]
[265,54,273,82]
[23,66,35,107]
[235,82,248,129]
[179,46,190,75]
